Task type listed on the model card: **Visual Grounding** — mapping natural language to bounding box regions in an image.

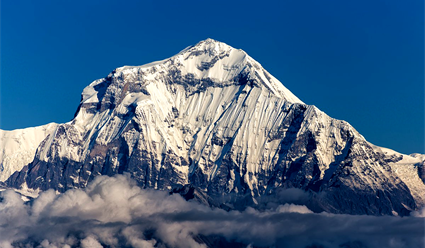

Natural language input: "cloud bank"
[0,175,423,248]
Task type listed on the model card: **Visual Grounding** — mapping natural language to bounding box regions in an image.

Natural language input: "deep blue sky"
[1,0,424,154]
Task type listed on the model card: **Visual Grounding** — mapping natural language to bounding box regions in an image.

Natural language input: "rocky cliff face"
[5,39,425,216]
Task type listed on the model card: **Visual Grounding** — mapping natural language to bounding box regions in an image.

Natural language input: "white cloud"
[80,236,103,248]
[276,203,313,214]
[0,175,423,248]
[411,206,425,217]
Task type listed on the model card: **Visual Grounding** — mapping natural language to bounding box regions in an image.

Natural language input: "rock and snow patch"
[375,146,425,207]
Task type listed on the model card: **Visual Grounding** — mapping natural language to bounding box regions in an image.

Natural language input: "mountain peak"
[86,39,303,108]
[113,38,242,78]
[171,39,303,103]
[193,38,230,48]
[181,38,236,56]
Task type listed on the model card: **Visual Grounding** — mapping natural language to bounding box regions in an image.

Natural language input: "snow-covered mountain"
[3,39,425,216]
[0,123,58,182]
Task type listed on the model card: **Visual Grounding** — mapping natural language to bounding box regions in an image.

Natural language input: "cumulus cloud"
[0,175,423,248]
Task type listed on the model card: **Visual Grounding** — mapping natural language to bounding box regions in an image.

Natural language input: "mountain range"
[1,38,424,217]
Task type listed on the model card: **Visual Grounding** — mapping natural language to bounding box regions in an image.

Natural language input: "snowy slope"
[0,123,58,182]
[373,146,425,207]
[5,39,425,216]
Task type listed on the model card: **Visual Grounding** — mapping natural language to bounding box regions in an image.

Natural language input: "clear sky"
[1,0,424,155]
